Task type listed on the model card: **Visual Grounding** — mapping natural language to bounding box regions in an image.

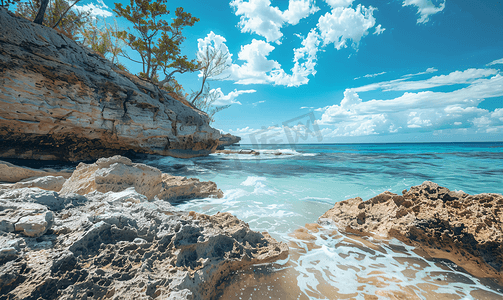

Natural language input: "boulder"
[2,176,67,192]
[0,160,71,183]
[60,155,162,200]
[0,8,221,162]
[319,181,503,284]
[14,211,54,237]
[60,155,222,201]
[158,173,223,202]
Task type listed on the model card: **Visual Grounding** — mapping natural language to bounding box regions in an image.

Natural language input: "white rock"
[14,211,54,237]
[9,176,67,192]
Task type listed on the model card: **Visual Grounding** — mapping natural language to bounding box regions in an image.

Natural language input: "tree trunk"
[33,0,50,24]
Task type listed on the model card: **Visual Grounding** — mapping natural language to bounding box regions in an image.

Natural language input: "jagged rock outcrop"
[216,134,241,150]
[59,155,222,201]
[0,8,221,161]
[319,181,503,284]
[0,159,288,299]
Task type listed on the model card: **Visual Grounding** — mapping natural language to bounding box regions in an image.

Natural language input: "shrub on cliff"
[15,0,90,39]
[81,17,125,67]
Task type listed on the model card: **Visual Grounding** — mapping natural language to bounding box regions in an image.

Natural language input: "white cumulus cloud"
[403,0,446,24]
[317,69,503,136]
[324,0,354,8]
[230,0,318,44]
[318,4,377,49]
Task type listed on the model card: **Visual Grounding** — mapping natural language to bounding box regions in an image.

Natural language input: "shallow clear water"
[135,142,503,299]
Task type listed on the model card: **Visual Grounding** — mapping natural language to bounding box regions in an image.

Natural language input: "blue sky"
[76,0,503,144]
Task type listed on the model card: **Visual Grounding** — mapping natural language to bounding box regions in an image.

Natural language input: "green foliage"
[113,0,199,86]
[81,18,124,65]
[16,0,90,38]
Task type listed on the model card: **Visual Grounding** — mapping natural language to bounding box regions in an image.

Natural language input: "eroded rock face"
[59,155,222,201]
[0,8,221,161]
[319,181,503,283]
[0,187,288,299]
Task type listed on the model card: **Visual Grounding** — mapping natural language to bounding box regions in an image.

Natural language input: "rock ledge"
[319,181,503,284]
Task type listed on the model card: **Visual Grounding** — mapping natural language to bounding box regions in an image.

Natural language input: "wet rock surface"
[0,8,221,161]
[319,181,503,284]
[0,158,288,299]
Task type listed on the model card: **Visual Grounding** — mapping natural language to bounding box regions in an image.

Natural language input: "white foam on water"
[211,149,309,160]
[283,221,503,299]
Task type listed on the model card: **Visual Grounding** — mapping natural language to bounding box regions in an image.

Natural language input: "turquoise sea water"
[136,142,503,299]
[6,142,503,299]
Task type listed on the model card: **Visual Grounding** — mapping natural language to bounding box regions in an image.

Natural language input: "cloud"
[270,29,321,86]
[374,24,385,35]
[354,68,498,92]
[317,69,503,136]
[252,100,266,106]
[220,1,383,87]
[228,39,282,84]
[354,71,386,80]
[75,0,112,17]
[196,32,234,80]
[211,88,256,106]
[402,67,438,78]
[324,0,354,8]
[403,0,446,24]
[487,58,503,66]
[230,0,318,44]
[318,5,377,50]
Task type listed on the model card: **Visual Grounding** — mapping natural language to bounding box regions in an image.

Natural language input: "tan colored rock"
[319,181,503,284]
[0,160,71,183]
[2,176,67,192]
[158,173,223,202]
[14,211,54,237]
[59,155,223,201]
[60,155,162,200]
[0,8,221,162]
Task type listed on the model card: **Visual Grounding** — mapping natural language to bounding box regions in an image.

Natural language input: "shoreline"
[2,156,503,299]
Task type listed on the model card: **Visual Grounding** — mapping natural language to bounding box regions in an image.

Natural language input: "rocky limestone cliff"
[0,8,221,161]
[0,157,288,299]
[319,181,503,284]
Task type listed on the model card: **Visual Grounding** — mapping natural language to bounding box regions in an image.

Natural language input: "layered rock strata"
[0,8,221,161]
[0,158,288,299]
[319,181,503,284]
